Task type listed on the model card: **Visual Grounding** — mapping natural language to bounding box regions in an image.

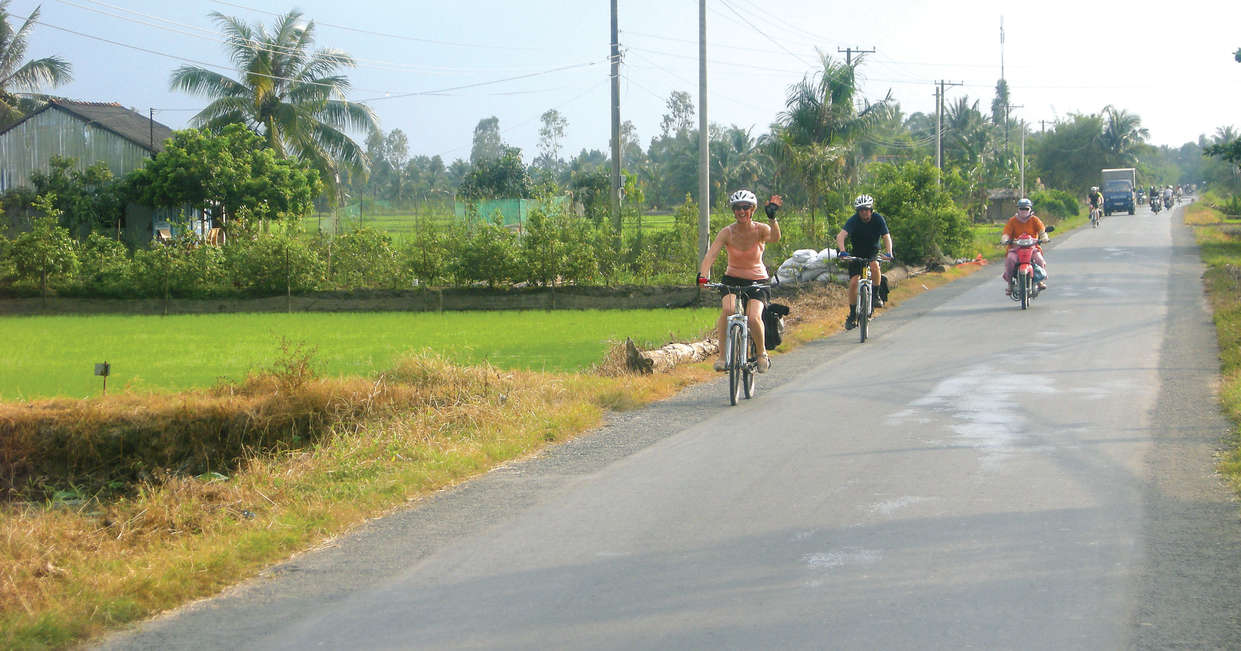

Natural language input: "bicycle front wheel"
[728,323,744,406]
[743,335,757,399]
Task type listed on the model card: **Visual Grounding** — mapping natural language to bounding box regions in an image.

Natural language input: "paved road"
[100,203,1241,650]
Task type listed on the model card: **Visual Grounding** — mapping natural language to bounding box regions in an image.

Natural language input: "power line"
[59,0,571,75]
[716,0,817,68]
[210,0,542,51]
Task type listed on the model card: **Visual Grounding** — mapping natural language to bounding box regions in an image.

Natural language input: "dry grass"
[0,353,701,649]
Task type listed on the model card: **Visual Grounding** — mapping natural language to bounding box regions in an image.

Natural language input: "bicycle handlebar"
[837,254,893,262]
[703,282,775,291]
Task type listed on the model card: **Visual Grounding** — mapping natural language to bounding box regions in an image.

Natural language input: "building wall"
[0,108,155,193]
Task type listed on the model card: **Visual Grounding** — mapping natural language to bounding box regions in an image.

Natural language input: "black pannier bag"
[763,302,790,350]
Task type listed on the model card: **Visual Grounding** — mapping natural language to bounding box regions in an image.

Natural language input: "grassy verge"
[1183,200,1241,495]
[0,355,711,649]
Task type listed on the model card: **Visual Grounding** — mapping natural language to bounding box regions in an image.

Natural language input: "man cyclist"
[1087,186,1103,221]
[835,194,893,331]
[698,190,782,373]
[1001,197,1049,293]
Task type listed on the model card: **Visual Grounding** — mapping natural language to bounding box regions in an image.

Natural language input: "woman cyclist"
[697,190,782,373]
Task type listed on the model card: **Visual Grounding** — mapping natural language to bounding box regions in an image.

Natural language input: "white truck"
[1101,168,1136,216]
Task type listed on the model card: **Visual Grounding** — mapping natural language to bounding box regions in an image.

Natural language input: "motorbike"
[1137,190,1146,205]
[1007,225,1054,310]
[1151,196,1162,214]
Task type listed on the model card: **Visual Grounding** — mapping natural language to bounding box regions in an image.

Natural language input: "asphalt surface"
[99,202,1241,650]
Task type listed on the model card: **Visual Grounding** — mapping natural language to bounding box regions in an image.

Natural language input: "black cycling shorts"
[718,274,770,304]
[845,252,878,278]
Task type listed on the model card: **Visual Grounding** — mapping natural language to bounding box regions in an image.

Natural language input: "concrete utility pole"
[837,46,875,66]
[609,0,622,236]
[935,80,963,175]
[1009,103,1024,194]
[697,0,709,259]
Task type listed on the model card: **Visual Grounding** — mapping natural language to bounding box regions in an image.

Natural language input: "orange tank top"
[725,239,767,280]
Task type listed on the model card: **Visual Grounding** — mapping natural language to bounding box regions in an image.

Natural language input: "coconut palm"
[1100,105,1149,165]
[0,1,72,129]
[170,10,377,186]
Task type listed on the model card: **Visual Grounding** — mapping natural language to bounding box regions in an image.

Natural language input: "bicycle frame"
[840,254,889,343]
[705,281,771,405]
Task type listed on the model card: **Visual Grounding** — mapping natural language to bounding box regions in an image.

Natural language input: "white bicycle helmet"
[853,194,874,210]
[1091,186,1099,192]
[728,189,757,207]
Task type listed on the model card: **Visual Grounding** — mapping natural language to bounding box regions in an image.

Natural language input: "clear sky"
[16,0,1241,165]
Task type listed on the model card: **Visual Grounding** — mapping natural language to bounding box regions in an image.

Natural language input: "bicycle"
[838,253,892,343]
[704,281,772,405]
[1090,205,1102,228]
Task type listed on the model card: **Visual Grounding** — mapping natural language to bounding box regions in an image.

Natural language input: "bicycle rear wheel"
[728,323,744,405]
[858,286,870,343]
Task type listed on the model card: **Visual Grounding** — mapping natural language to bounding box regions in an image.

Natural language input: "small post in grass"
[95,361,110,395]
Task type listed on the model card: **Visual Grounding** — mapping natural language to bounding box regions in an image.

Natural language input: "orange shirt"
[1002,215,1045,250]
[725,239,767,279]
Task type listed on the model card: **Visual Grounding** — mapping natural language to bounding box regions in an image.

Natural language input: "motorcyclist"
[1001,198,1049,294]
[1163,185,1174,207]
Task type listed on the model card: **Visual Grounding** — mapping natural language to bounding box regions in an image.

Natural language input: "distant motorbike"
[1137,190,1146,205]
[1007,225,1054,310]
[1151,196,1162,214]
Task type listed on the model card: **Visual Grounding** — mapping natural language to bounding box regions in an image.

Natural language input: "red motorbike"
[1007,225,1054,310]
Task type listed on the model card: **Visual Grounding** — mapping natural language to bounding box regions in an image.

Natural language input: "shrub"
[1029,189,1079,221]
[450,218,521,287]
[76,233,133,295]
[10,201,80,298]
[402,222,454,288]
[862,160,972,263]
[226,232,324,294]
[329,227,402,289]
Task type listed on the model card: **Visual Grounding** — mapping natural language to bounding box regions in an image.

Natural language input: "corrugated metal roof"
[0,99,174,152]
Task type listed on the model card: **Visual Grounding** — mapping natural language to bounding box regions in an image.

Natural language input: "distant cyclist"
[1087,186,1103,216]
[698,190,782,373]
[835,194,893,331]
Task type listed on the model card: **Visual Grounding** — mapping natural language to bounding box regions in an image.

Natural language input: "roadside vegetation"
[1184,196,1241,494]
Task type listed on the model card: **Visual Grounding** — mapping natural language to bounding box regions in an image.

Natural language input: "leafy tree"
[0,1,71,130]
[1031,113,1109,194]
[128,125,323,231]
[862,159,971,263]
[169,10,377,187]
[459,148,531,201]
[660,91,695,138]
[535,109,568,176]
[29,157,124,239]
[470,116,504,164]
[10,194,78,298]
[570,167,610,224]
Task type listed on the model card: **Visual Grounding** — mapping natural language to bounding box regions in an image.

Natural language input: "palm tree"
[774,52,891,224]
[170,10,377,188]
[0,1,72,129]
[1100,105,1149,165]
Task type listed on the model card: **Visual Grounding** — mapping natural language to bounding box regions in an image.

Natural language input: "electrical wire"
[58,0,586,75]
[210,0,542,51]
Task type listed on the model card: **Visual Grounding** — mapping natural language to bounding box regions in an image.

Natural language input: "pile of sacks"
[776,247,842,284]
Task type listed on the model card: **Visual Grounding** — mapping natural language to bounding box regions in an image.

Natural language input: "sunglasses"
[732,204,755,211]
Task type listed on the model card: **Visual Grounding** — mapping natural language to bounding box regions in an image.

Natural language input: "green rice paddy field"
[0,309,716,399]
